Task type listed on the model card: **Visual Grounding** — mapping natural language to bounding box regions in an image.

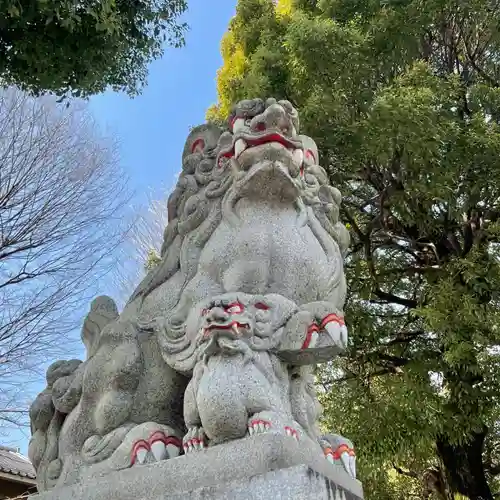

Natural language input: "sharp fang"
[326,454,334,465]
[340,452,351,475]
[166,444,180,458]
[151,441,167,461]
[292,148,304,167]
[258,423,264,432]
[235,139,247,159]
[232,324,240,335]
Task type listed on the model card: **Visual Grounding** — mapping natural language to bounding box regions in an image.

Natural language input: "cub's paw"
[183,427,207,453]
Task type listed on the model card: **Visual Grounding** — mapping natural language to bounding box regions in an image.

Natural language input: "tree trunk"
[436,427,493,499]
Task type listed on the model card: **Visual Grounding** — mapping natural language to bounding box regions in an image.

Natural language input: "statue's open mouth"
[202,321,250,337]
[218,130,303,165]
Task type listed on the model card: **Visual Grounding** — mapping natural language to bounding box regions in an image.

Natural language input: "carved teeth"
[292,148,304,167]
[234,139,247,159]
[166,444,180,458]
[232,324,240,335]
[325,453,335,464]
[151,440,167,461]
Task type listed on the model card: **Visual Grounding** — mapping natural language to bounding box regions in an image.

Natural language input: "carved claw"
[149,431,182,461]
[131,432,182,466]
[284,426,299,441]
[322,442,356,479]
[247,419,271,436]
[320,314,348,349]
[183,427,207,453]
[131,440,150,466]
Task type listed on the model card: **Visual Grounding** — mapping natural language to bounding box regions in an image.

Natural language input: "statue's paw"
[319,313,348,349]
[284,425,299,442]
[131,429,182,466]
[321,437,356,479]
[183,427,207,453]
[149,430,182,462]
[247,418,272,436]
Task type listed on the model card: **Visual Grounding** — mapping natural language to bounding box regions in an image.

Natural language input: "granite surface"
[31,432,363,500]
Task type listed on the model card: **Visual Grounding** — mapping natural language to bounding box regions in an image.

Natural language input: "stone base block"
[31,433,363,500]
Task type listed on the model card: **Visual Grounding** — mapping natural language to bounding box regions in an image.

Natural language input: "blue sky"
[90,0,236,199]
[7,0,236,455]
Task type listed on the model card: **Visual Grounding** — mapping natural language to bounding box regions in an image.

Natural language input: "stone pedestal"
[30,433,363,500]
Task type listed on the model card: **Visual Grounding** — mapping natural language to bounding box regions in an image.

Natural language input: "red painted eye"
[201,308,208,316]
[254,302,269,310]
[225,302,243,314]
[191,138,205,154]
[256,122,266,132]
[305,149,316,163]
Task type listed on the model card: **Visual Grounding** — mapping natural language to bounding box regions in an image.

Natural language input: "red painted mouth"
[220,132,300,160]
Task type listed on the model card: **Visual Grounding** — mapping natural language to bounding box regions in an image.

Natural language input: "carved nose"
[206,307,228,323]
[251,104,292,135]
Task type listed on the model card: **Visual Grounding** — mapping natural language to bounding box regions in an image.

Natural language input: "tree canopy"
[209,1,500,498]
[0,0,187,97]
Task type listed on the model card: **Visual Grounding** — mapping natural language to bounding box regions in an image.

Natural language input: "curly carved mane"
[129,99,349,374]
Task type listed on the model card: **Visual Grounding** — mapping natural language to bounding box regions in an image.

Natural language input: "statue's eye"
[254,302,269,310]
[226,303,243,314]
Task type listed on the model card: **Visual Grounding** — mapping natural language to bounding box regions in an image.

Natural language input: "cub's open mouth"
[202,321,250,337]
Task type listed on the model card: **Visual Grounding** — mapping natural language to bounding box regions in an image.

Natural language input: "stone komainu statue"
[29,98,356,492]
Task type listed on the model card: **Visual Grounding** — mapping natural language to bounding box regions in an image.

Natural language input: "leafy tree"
[0,0,187,97]
[209,1,500,498]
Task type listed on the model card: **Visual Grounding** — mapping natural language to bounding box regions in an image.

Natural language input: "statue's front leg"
[182,364,207,454]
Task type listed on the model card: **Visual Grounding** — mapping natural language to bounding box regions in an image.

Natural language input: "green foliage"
[144,248,161,272]
[212,0,500,497]
[0,0,187,97]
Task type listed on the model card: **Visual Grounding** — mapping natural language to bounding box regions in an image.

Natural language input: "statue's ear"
[182,124,222,161]
[299,135,319,166]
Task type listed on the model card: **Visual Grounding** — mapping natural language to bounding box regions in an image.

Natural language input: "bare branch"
[0,87,131,432]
